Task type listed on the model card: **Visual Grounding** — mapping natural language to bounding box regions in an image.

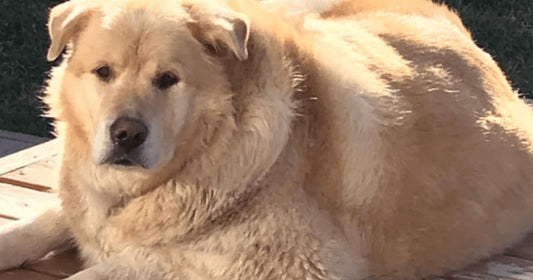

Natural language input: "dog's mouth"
[102,146,145,168]
[112,156,138,167]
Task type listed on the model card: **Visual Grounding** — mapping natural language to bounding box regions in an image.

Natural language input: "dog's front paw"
[0,223,35,270]
[0,208,69,271]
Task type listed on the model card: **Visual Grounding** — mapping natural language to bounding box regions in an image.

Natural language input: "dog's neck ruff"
[175,177,266,244]
[105,171,268,245]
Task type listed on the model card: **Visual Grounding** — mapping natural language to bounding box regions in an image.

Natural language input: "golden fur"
[1,0,533,279]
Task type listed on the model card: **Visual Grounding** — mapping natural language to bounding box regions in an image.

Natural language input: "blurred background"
[1,0,532,137]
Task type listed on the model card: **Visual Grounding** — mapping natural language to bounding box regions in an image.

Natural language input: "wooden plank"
[449,255,533,279]
[24,247,82,278]
[0,214,17,221]
[0,217,12,226]
[0,140,58,176]
[0,269,58,280]
[0,156,58,191]
[0,183,59,220]
[507,233,533,261]
[0,177,50,192]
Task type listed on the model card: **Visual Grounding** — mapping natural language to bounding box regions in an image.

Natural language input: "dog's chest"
[84,189,118,226]
[73,186,126,261]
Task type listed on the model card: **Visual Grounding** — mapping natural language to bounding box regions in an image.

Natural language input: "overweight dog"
[1,0,533,279]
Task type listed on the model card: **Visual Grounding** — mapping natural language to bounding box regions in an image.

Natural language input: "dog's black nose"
[110,117,148,152]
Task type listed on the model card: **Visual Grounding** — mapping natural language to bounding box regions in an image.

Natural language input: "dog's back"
[272,0,533,277]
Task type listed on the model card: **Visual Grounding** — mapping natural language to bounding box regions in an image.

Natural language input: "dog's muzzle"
[103,117,148,167]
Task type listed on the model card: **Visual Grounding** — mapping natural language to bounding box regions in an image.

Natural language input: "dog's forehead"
[78,2,195,66]
[99,1,191,31]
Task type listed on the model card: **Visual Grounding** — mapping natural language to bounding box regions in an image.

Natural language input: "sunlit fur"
[1,0,533,279]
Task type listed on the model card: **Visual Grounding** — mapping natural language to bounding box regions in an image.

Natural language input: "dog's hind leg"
[0,205,71,271]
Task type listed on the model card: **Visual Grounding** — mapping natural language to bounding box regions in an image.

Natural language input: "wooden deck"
[1,139,533,279]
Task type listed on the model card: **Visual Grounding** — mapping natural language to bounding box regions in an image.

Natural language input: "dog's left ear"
[185,4,250,60]
[47,0,92,61]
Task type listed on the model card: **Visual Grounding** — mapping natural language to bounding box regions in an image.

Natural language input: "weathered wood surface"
[0,140,74,280]
[450,256,533,279]
[0,156,58,192]
[0,218,10,227]
[0,182,58,220]
[2,139,533,279]
[0,140,58,175]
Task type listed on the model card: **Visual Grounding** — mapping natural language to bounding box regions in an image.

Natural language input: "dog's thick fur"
[2,0,533,279]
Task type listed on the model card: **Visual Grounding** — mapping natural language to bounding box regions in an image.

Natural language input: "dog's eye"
[153,72,179,90]
[93,65,112,81]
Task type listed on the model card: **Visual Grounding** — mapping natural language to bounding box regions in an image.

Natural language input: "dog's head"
[45,0,249,171]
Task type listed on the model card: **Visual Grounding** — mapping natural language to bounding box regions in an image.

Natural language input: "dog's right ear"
[184,3,250,60]
[47,0,92,61]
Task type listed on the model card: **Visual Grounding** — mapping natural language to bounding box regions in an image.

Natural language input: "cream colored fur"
[1,0,533,279]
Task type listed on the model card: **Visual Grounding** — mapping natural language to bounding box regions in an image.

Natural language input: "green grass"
[440,0,533,98]
[1,0,532,137]
[1,0,62,137]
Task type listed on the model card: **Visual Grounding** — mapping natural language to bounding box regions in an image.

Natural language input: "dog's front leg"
[64,252,177,280]
[0,206,71,271]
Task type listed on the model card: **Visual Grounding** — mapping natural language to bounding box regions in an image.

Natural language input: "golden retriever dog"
[1,0,533,279]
